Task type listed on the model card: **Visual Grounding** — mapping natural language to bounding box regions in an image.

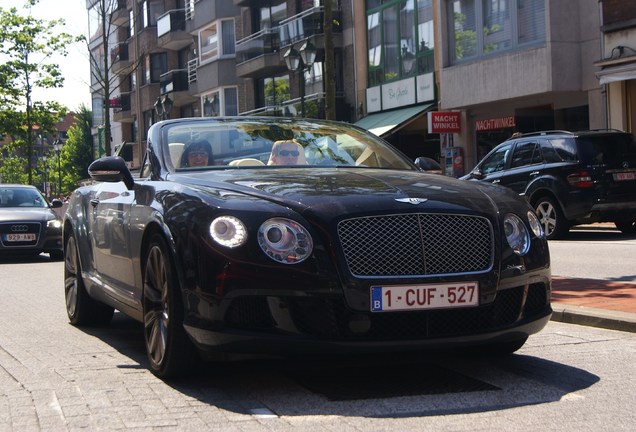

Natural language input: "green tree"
[0,0,76,185]
[60,105,93,192]
[0,141,28,184]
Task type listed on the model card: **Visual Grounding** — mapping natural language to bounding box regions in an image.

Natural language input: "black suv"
[462,130,636,239]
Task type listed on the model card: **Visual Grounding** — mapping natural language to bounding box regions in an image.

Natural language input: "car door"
[90,180,137,299]
[497,139,545,195]
[469,142,513,185]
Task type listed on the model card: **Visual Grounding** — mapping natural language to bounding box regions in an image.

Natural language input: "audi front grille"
[337,213,493,277]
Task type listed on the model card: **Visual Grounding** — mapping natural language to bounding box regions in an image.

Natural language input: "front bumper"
[183,272,552,355]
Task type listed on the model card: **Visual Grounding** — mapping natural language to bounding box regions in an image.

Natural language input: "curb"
[551,303,636,333]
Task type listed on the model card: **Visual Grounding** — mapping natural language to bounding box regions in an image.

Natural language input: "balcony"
[159,69,196,107]
[278,6,342,48]
[233,0,261,7]
[110,42,130,73]
[110,0,128,26]
[112,93,134,123]
[157,9,191,51]
[235,29,287,78]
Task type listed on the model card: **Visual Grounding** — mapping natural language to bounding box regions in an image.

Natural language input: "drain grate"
[291,362,499,401]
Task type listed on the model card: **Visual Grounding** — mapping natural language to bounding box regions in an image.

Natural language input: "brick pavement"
[551,277,636,332]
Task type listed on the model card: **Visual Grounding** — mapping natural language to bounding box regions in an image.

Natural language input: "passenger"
[181,140,213,167]
[267,139,307,165]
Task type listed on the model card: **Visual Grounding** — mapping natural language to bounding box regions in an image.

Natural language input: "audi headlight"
[503,213,531,256]
[47,219,62,229]
[527,210,544,238]
[258,218,313,264]
[209,216,247,248]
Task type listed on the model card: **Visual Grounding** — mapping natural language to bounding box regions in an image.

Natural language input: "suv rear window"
[546,138,578,161]
[575,134,636,166]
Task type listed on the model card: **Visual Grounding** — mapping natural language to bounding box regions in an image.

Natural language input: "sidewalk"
[551,276,636,332]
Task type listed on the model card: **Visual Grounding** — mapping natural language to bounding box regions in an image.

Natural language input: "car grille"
[0,222,41,247]
[223,283,550,341]
[337,213,493,277]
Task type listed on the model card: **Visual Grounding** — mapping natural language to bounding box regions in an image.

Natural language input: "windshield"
[0,187,48,208]
[160,118,415,172]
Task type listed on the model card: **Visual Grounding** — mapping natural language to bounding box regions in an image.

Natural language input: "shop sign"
[428,112,461,133]
[475,116,516,131]
[382,77,416,110]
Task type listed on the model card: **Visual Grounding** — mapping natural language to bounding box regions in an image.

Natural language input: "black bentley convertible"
[63,117,551,378]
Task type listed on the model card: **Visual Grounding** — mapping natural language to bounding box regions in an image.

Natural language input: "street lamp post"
[42,155,48,199]
[53,141,62,198]
[154,94,173,120]
[283,39,317,118]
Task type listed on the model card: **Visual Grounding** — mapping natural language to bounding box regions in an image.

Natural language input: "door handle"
[492,179,500,184]
[530,171,540,176]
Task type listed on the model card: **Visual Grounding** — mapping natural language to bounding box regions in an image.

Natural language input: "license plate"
[371,282,479,312]
[613,172,635,181]
[5,233,36,242]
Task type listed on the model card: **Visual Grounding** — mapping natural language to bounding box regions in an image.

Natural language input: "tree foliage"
[60,105,94,191]
[0,0,77,185]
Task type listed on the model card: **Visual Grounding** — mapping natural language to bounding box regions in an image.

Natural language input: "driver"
[181,140,213,167]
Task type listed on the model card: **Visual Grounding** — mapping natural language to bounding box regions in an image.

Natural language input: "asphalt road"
[1,251,636,431]
[549,225,636,282]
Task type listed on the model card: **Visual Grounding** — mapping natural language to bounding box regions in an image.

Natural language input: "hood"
[0,207,57,223]
[172,168,504,219]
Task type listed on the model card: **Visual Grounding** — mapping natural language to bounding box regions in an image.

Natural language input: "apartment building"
[89,0,618,176]
[595,0,636,134]
[88,0,364,168]
[436,0,604,171]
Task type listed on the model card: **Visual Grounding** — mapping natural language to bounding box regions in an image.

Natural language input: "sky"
[26,0,92,110]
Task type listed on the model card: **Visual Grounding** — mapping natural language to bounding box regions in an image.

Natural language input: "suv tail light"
[567,170,593,188]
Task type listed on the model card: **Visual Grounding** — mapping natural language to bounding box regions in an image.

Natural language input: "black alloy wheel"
[535,197,569,240]
[64,233,114,325]
[142,233,199,378]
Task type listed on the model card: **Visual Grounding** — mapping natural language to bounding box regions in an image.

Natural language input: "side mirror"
[88,156,135,190]
[49,199,63,208]
[414,156,442,174]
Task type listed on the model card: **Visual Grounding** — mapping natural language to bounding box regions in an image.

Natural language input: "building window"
[201,87,238,117]
[141,0,164,29]
[366,0,434,87]
[448,0,545,64]
[199,19,235,64]
[141,53,167,85]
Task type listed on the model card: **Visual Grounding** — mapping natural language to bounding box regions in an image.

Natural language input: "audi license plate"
[613,172,635,181]
[5,233,36,242]
[371,282,478,312]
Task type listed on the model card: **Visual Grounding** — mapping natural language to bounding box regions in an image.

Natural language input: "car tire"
[64,233,114,326]
[615,220,636,235]
[142,233,200,378]
[534,197,569,240]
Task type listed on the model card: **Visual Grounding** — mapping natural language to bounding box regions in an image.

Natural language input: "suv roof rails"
[577,128,626,133]
[505,130,573,141]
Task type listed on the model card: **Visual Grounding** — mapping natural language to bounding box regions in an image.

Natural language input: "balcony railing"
[278,6,341,47]
[235,28,280,64]
[160,69,189,94]
[157,9,186,38]
[110,42,128,65]
[187,58,198,84]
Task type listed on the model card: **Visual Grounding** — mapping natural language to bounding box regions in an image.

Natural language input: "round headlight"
[258,218,313,264]
[209,216,247,248]
[503,213,531,256]
[527,210,544,238]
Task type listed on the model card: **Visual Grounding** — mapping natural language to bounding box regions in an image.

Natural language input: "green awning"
[354,103,434,137]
